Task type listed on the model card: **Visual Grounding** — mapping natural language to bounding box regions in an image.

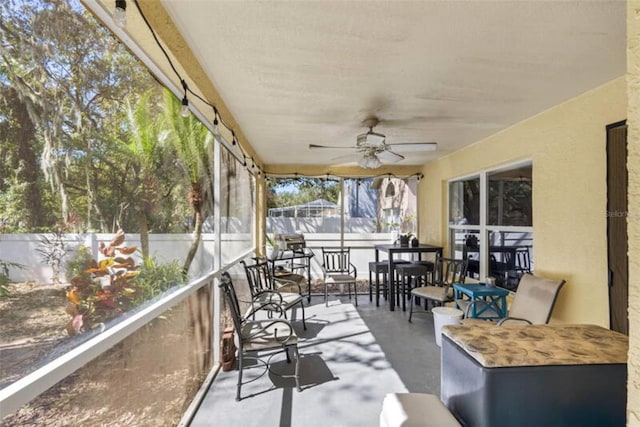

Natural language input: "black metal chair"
[408,256,468,322]
[241,260,306,330]
[514,248,532,275]
[219,272,301,401]
[321,247,358,306]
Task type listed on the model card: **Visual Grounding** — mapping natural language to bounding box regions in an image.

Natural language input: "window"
[488,167,532,226]
[449,177,480,225]
[448,163,533,291]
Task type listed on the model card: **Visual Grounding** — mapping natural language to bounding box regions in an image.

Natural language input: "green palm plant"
[120,91,167,258]
[163,89,214,276]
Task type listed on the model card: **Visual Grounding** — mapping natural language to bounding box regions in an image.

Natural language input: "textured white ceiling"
[160,0,625,167]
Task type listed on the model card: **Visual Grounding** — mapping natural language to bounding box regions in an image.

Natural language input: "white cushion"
[411,286,453,302]
[380,393,461,427]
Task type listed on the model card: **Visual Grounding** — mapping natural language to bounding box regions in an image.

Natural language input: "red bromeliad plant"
[65,230,140,335]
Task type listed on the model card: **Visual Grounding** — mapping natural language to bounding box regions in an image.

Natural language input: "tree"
[0,0,158,232]
[163,89,214,276]
[118,91,168,257]
[266,177,339,210]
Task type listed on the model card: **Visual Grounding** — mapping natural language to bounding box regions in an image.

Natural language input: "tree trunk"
[10,89,44,228]
[139,210,150,259]
[182,207,204,278]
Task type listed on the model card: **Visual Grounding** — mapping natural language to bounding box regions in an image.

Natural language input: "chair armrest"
[321,263,330,278]
[349,263,357,277]
[497,317,533,326]
[254,290,285,304]
[246,318,295,343]
[240,297,286,318]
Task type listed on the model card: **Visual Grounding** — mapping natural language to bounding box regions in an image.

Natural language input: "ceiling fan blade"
[331,153,361,162]
[309,144,355,150]
[378,150,405,163]
[386,142,437,152]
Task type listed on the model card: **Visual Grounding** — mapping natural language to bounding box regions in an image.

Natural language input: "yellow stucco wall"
[420,78,626,326]
[627,1,640,424]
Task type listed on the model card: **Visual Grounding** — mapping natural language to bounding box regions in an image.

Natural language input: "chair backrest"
[509,274,566,324]
[241,260,273,296]
[322,247,352,274]
[434,256,468,286]
[515,248,531,273]
[219,272,244,335]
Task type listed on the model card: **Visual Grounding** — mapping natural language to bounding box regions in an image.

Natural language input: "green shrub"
[65,245,93,281]
[0,260,25,297]
[133,257,184,303]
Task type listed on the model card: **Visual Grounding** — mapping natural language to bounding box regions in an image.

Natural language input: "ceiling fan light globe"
[358,153,381,169]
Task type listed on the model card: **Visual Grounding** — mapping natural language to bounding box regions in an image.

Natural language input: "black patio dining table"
[374,243,443,311]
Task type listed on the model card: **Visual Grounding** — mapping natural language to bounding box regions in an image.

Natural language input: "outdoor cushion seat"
[441,324,627,427]
[379,393,461,427]
[411,285,454,302]
[274,272,307,294]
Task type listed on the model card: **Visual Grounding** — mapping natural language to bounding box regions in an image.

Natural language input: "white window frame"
[447,160,533,281]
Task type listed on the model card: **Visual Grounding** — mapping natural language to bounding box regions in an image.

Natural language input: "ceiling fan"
[308,117,437,168]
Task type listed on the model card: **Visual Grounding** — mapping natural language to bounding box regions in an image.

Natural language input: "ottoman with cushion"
[441,323,628,427]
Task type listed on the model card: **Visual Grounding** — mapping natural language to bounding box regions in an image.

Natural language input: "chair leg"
[285,347,291,363]
[354,282,358,306]
[300,301,307,330]
[383,273,388,301]
[293,344,302,392]
[402,275,409,311]
[409,293,414,322]
[375,272,380,307]
[369,270,373,302]
[325,282,329,307]
[236,349,243,401]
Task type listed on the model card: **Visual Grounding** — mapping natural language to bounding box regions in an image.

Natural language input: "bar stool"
[369,261,389,306]
[395,261,434,311]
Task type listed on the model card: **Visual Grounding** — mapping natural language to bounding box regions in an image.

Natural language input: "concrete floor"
[355,293,442,395]
[189,292,443,426]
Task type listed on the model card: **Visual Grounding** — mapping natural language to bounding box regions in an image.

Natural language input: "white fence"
[0,233,251,283]
[267,217,378,234]
[1,233,401,283]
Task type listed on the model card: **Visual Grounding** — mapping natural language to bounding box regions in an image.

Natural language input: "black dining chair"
[321,247,358,306]
[219,272,301,401]
[408,256,468,322]
[241,260,306,330]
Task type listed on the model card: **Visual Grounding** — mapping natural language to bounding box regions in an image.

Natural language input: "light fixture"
[385,176,395,197]
[181,96,190,118]
[358,152,381,169]
[114,0,127,28]
[212,107,220,136]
